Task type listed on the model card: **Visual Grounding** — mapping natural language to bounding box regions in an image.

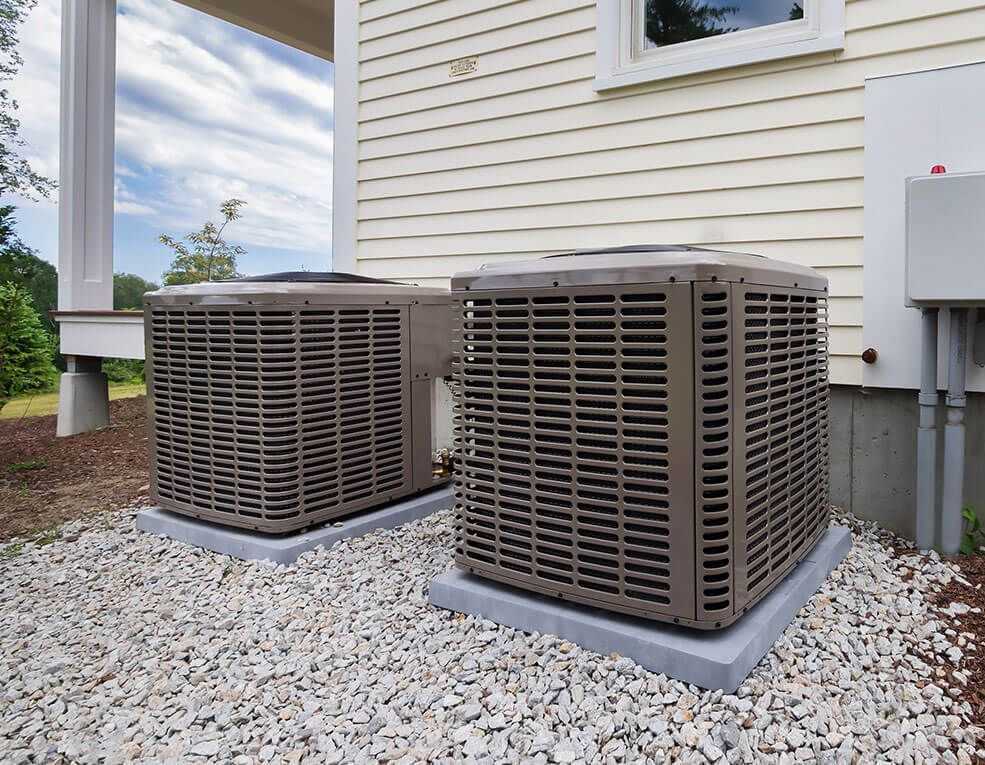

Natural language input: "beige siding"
[353,0,985,386]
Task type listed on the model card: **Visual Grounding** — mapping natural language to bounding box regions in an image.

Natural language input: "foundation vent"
[145,274,451,533]
[452,246,829,629]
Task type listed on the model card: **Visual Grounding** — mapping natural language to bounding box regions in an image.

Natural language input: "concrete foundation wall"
[830,385,985,539]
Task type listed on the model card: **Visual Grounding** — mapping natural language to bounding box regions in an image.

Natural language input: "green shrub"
[102,358,145,384]
[0,282,58,400]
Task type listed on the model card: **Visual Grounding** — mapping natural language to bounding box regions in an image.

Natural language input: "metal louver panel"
[694,284,735,622]
[148,304,412,533]
[736,289,830,607]
[454,285,697,623]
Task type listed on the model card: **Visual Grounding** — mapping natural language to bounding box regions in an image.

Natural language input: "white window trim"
[595,0,844,91]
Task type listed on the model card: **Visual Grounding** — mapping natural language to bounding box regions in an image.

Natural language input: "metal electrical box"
[906,171,985,306]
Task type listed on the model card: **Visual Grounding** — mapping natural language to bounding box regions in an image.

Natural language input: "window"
[595,0,844,90]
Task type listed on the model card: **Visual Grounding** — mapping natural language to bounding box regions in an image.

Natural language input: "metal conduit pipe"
[941,308,969,555]
[915,308,939,550]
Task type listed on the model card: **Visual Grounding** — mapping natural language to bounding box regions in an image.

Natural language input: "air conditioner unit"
[452,246,830,629]
[144,272,452,533]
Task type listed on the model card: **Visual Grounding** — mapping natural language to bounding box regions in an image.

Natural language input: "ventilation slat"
[454,284,696,624]
[148,302,411,532]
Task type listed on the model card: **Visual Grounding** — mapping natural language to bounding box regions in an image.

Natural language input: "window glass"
[643,0,804,49]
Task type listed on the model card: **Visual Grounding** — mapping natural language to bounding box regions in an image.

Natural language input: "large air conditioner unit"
[452,246,830,629]
[144,273,452,533]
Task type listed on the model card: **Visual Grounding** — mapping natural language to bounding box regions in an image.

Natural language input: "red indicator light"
[931,165,947,174]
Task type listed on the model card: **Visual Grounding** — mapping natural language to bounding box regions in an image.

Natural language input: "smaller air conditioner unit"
[452,246,830,629]
[144,272,452,533]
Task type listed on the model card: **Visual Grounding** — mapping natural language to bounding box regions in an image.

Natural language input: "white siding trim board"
[357,129,863,201]
[359,53,595,122]
[359,0,443,24]
[354,209,863,258]
[359,6,595,80]
[357,150,862,216]
[360,0,521,42]
[359,30,595,101]
[355,178,863,238]
[353,239,864,277]
[357,92,863,167]
[359,0,592,63]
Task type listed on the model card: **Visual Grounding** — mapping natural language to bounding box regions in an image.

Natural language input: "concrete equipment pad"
[137,486,454,565]
[429,524,852,692]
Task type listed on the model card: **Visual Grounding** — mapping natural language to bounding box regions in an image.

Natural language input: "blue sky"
[9,0,334,285]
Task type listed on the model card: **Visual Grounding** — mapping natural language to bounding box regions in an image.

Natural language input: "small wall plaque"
[449,56,478,77]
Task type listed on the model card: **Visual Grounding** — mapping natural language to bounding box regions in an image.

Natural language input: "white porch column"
[58,0,116,311]
[56,0,116,436]
[332,0,357,273]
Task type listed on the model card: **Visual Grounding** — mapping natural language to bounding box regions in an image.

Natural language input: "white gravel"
[1,506,982,764]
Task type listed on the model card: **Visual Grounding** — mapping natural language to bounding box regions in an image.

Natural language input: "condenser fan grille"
[454,285,699,620]
[739,289,829,602]
[148,305,411,532]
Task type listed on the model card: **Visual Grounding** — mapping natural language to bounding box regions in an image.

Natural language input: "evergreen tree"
[113,272,158,310]
[0,205,56,330]
[0,282,57,405]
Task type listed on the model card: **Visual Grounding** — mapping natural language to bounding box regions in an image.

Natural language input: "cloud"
[7,0,333,267]
[115,0,334,254]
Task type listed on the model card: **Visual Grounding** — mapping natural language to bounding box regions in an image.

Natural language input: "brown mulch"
[0,397,149,541]
[932,551,985,748]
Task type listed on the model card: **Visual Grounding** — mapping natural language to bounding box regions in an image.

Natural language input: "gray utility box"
[906,171,985,306]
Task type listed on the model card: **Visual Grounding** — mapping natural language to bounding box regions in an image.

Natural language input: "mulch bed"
[0,397,149,542]
[932,551,985,743]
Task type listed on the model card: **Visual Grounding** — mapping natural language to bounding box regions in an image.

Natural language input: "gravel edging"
[1,507,982,764]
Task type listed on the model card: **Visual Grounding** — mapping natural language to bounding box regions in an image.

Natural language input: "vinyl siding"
[353,0,985,386]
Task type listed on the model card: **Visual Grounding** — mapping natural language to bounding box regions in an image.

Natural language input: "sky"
[8,0,334,285]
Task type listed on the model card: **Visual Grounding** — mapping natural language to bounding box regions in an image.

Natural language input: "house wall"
[352,0,985,388]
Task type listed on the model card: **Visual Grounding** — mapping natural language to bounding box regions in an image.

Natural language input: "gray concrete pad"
[137,486,454,565]
[429,525,852,693]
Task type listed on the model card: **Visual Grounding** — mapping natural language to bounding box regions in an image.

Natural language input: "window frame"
[595,0,845,91]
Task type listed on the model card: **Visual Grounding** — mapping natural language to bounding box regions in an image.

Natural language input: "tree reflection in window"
[644,0,805,49]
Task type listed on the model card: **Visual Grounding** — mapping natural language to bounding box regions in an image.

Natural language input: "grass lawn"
[0,383,146,420]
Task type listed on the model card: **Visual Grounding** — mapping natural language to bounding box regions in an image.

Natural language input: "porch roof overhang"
[174,0,335,60]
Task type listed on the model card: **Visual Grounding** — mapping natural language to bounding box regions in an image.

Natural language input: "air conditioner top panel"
[223,271,397,284]
[144,274,449,307]
[451,245,827,293]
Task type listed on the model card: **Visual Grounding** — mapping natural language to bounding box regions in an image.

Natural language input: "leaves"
[963,505,984,555]
[113,273,158,311]
[0,205,57,330]
[160,199,247,286]
[0,0,56,200]
[0,282,57,399]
